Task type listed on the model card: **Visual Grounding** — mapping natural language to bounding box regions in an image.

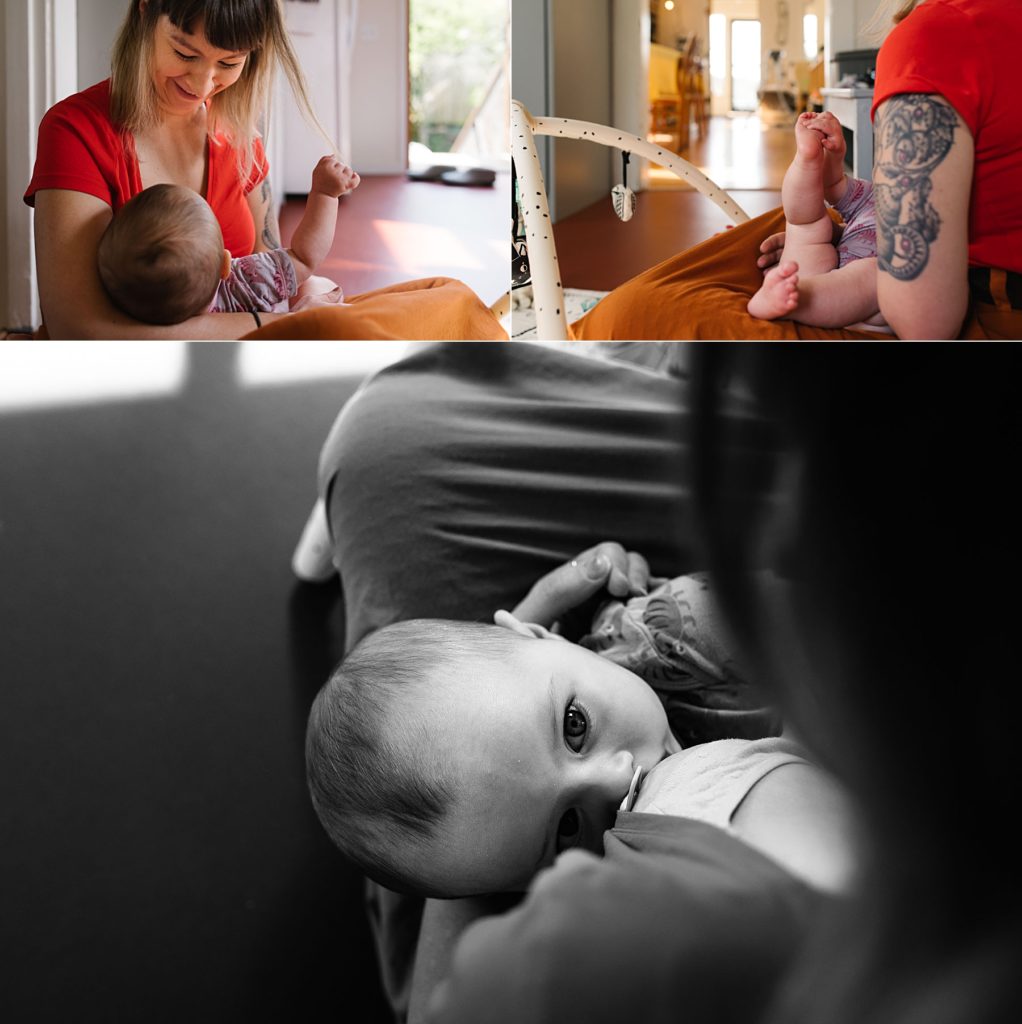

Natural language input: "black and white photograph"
[3,341,1022,1024]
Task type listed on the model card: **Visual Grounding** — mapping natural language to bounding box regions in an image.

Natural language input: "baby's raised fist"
[312,155,361,198]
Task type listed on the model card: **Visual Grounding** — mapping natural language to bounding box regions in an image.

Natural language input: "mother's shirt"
[24,79,267,258]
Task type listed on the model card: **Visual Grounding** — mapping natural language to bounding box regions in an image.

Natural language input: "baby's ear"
[493,610,566,641]
[221,249,232,280]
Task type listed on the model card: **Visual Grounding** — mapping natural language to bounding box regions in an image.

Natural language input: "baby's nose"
[585,749,637,805]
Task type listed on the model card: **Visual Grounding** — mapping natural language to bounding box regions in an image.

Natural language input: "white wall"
[77,0,122,89]
[614,0,649,163]
[349,0,407,173]
[551,0,612,220]
[510,0,615,222]
[825,0,888,68]
[512,0,552,185]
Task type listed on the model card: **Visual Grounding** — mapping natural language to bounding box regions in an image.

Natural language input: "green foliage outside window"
[409,0,509,152]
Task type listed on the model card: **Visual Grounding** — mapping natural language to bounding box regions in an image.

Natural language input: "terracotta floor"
[554,114,795,291]
[279,173,510,306]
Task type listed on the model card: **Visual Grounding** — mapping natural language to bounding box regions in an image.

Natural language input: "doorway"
[708,3,764,117]
[730,19,761,112]
[408,0,509,170]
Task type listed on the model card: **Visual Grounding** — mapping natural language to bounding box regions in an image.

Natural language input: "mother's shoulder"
[43,79,114,128]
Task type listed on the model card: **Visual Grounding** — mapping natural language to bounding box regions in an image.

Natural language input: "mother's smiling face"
[150,14,250,115]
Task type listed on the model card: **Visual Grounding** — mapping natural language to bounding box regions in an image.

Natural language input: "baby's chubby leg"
[750,114,843,321]
[782,113,844,226]
[780,112,841,272]
[752,257,886,330]
[793,257,888,331]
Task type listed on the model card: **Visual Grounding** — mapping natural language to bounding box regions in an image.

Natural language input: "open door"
[407,0,510,171]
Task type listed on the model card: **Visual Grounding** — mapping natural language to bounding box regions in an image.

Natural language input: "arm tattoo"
[261,178,281,249]
[874,94,958,280]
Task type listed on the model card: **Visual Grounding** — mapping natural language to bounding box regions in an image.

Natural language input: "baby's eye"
[563,701,588,753]
[556,808,582,853]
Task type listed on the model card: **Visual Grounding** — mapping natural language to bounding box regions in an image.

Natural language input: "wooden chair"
[679,36,709,138]
[794,55,826,114]
[649,42,687,153]
[510,99,751,341]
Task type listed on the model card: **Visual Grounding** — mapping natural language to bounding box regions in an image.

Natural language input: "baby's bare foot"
[794,113,828,165]
[748,261,800,320]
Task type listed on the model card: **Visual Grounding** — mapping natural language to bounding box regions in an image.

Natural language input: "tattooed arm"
[247,176,283,255]
[873,94,973,339]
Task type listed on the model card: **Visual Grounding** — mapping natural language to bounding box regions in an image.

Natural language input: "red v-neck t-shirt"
[24,79,268,258]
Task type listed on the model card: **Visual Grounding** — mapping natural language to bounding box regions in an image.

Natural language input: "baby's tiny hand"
[311,155,361,198]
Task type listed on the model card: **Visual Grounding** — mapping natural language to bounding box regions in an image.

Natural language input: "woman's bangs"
[165,0,268,53]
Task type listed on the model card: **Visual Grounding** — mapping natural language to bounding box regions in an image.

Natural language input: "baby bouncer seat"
[511,100,752,340]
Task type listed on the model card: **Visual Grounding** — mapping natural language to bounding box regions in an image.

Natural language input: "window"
[804,13,818,60]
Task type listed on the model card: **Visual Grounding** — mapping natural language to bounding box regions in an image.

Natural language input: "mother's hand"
[757,231,786,272]
[510,542,657,629]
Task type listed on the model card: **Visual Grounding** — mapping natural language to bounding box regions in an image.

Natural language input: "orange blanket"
[243,276,507,341]
[571,207,1018,340]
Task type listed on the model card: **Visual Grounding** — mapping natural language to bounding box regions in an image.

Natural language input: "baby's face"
[412,634,680,896]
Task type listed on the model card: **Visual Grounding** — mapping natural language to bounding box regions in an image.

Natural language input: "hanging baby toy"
[612,151,636,222]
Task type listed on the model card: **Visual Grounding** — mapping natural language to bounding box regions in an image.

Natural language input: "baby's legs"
[778,114,840,276]
[754,257,885,330]
[749,115,838,320]
[792,257,887,330]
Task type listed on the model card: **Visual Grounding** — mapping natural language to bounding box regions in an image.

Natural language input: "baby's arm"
[287,156,361,284]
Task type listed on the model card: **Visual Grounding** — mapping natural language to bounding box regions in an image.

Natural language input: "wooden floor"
[279,173,509,306]
[648,112,794,192]
[554,114,795,291]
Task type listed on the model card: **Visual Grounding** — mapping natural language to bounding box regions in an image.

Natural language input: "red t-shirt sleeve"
[25,97,121,208]
[871,2,986,136]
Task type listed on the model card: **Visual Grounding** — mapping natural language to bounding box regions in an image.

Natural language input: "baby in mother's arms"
[98,154,359,325]
[305,552,856,901]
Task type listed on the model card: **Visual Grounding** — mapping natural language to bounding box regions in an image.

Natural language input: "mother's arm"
[247,176,282,254]
[873,94,973,340]
[33,189,284,339]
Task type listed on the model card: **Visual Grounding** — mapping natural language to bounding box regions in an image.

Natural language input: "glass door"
[408,0,510,170]
[730,19,761,112]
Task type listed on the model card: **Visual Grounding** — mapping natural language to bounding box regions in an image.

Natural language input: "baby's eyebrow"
[546,675,559,754]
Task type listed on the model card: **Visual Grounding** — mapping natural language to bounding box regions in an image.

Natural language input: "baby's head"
[98,184,229,324]
[306,616,679,898]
